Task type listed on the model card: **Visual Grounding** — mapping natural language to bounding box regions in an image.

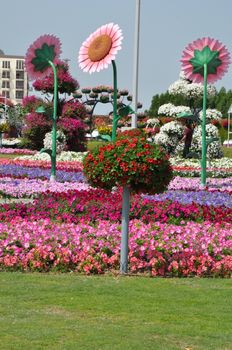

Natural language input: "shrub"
[33,61,79,95]
[22,95,43,113]
[83,137,173,194]
[116,128,145,140]
[61,100,88,120]
[58,117,87,152]
[97,125,112,136]
[0,122,10,133]
[21,113,52,150]
[220,119,230,129]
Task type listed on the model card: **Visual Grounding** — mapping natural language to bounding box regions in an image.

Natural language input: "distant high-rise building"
[0,49,29,105]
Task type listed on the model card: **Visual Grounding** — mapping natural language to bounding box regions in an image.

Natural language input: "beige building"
[0,49,29,105]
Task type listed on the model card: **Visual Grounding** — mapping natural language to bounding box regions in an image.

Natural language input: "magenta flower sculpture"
[25,34,62,181]
[25,34,61,80]
[181,37,230,83]
[180,37,231,186]
[78,23,123,142]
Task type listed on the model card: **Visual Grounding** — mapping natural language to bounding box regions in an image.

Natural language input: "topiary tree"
[83,134,173,273]
[154,73,224,159]
[153,120,185,155]
[57,117,86,152]
[21,60,88,151]
[33,60,79,96]
[21,111,52,150]
[72,85,143,136]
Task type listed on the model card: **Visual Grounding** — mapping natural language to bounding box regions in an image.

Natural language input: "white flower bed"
[2,138,21,146]
[17,151,87,162]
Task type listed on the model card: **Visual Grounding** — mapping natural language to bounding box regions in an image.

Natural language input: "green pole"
[201,63,207,186]
[111,60,118,142]
[49,61,58,181]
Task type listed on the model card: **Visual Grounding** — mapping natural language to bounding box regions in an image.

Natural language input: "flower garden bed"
[0,154,231,277]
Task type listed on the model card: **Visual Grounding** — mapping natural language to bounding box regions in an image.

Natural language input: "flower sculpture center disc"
[88,35,112,62]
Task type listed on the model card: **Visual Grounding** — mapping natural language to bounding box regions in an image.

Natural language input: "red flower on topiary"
[33,61,79,95]
[61,100,87,120]
[83,137,173,194]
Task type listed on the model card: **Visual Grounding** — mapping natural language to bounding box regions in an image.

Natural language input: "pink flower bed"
[0,158,83,172]
[0,177,90,198]
[0,148,36,155]
[0,218,231,277]
[0,159,231,277]
[169,176,232,193]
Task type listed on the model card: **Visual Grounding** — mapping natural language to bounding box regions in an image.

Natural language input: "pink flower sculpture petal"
[181,37,230,83]
[78,23,123,74]
[25,34,62,80]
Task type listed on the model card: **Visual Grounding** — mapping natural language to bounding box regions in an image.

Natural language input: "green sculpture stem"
[111,60,119,142]
[201,63,207,186]
[48,60,58,181]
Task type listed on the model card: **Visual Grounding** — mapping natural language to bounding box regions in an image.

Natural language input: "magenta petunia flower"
[181,37,230,83]
[78,23,123,74]
[25,34,62,80]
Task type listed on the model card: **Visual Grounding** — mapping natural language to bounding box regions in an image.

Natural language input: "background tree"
[72,85,143,135]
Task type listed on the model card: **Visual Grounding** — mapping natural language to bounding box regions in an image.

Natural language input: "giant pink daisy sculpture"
[25,34,62,80]
[25,34,62,182]
[78,23,123,74]
[78,23,123,143]
[181,37,230,83]
[180,37,231,187]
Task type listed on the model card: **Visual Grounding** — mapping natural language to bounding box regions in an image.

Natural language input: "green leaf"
[190,46,222,76]
[40,148,52,158]
[118,105,134,118]
[32,43,56,72]
[99,134,112,142]
[206,137,219,146]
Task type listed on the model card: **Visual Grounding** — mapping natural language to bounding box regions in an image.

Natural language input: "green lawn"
[87,139,105,151]
[222,146,232,158]
[0,273,231,350]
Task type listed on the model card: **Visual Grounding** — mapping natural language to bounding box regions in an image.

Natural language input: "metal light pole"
[227,104,232,147]
[131,0,141,128]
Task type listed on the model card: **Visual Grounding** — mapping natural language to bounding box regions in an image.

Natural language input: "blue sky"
[1,0,232,113]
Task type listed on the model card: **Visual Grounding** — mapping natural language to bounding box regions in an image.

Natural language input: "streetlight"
[227,104,232,147]
[131,0,141,128]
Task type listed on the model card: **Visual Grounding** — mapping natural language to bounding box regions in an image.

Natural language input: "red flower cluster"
[61,100,87,120]
[33,61,79,95]
[22,95,43,113]
[116,128,145,140]
[58,117,87,152]
[83,137,173,194]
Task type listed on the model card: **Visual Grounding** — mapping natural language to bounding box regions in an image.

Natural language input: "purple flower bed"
[0,177,90,198]
[144,190,232,208]
[0,164,85,182]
